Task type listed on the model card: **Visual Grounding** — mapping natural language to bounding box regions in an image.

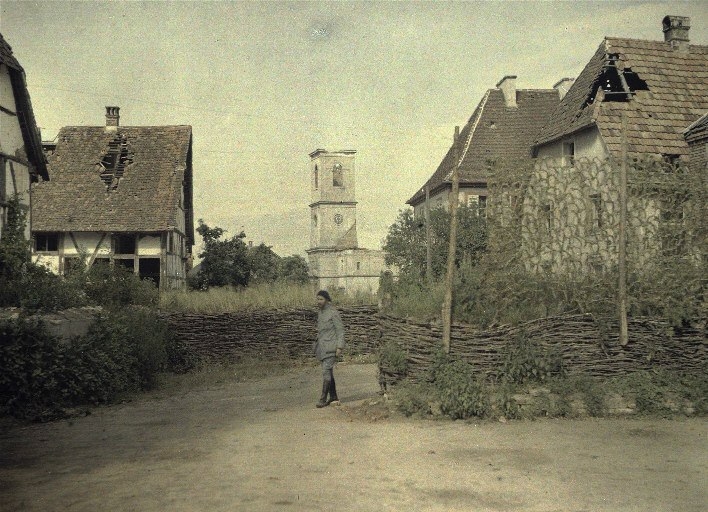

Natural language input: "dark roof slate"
[32,125,192,232]
[0,32,22,71]
[408,87,559,205]
[534,37,708,157]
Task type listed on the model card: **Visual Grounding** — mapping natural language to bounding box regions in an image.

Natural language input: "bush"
[0,308,181,421]
[82,263,158,309]
[378,341,408,377]
[432,359,490,420]
[501,333,564,384]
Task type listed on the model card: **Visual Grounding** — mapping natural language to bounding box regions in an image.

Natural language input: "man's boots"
[316,380,330,408]
[328,371,340,406]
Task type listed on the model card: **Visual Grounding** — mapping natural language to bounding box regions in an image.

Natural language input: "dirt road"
[1,363,706,512]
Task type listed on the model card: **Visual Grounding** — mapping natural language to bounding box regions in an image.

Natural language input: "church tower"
[306,148,391,295]
[308,149,358,251]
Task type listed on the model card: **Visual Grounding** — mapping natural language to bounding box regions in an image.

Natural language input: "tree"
[247,243,281,284]
[279,255,310,283]
[192,220,251,289]
[0,195,31,277]
[383,205,487,281]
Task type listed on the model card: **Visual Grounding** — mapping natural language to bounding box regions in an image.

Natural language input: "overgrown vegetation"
[189,220,310,290]
[381,333,705,421]
[0,196,195,421]
[161,281,376,313]
[0,309,195,421]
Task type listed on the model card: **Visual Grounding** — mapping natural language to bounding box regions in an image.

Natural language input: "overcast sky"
[2,1,706,257]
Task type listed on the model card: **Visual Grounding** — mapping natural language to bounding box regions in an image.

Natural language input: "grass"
[160,281,378,313]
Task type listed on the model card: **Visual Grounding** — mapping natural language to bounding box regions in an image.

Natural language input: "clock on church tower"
[307,149,358,251]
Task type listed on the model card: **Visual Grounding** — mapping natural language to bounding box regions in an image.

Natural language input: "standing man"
[314,290,344,408]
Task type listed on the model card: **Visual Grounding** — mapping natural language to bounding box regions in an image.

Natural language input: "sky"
[1,1,707,258]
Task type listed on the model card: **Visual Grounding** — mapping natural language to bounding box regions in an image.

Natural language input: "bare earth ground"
[1,363,706,512]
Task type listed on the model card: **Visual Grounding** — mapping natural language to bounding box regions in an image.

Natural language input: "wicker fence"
[163,306,705,389]
[162,305,380,361]
[378,314,706,387]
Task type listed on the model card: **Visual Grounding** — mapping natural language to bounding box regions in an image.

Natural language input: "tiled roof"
[534,37,708,157]
[0,32,48,180]
[0,32,22,71]
[684,112,708,140]
[408,87,559,205]
[32,125,192,232]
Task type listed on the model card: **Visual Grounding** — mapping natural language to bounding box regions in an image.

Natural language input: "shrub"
[378,341,408,377]
[432,359,489,419]
[82,263,158,309]
[393,381,435,417]
[501,333,564,384]
[0,308,179,421]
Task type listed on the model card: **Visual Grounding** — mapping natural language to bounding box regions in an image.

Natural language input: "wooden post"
[442,152,460,354]
[618,112,629,346]
[425,185,432,284]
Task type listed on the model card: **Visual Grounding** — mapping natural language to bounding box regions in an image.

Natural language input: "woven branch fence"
[163,306,705,389]
[162,305,380,361]
[378,313,706,387]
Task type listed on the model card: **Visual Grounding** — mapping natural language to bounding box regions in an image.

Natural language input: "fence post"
[618,112,629,346]
[442,153,460,354]
[425,185,432,284]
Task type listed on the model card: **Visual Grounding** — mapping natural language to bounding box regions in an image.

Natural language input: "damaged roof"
[0,32,48,180]
[534,37,708,156]
[408,86,559,206]
[32,125,192,233]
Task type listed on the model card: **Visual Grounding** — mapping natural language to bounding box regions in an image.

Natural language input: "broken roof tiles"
[32,125,192,232]
[534,37,708,157]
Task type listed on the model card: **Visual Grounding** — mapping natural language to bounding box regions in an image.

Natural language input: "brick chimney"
[553,77,575,100]
[105,106,120,130]
[662,15,690,51]
[496,75,517,108]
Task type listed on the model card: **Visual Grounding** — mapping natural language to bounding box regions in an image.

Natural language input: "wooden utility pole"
[618,112,629,346]
[441,145,461,353]
[425,185,432,284]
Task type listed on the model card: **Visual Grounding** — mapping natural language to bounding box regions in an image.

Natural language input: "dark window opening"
[541,204,553,233]
[563,141,575,167]
[332,163,343,187]
[97,133,133,191]
[139,258,160,287]
[35,232,59,252]
[314,165,319,189]
[115,259,135,272]
[662,154,681,168]
[115,234,136,254]
[589,194,603,229]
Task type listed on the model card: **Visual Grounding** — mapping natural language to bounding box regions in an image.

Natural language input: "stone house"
[407,76,560,218]
[0,33,48,241]
[306,149,392,295]
[523,15,708,272]
[32,107,194,289]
